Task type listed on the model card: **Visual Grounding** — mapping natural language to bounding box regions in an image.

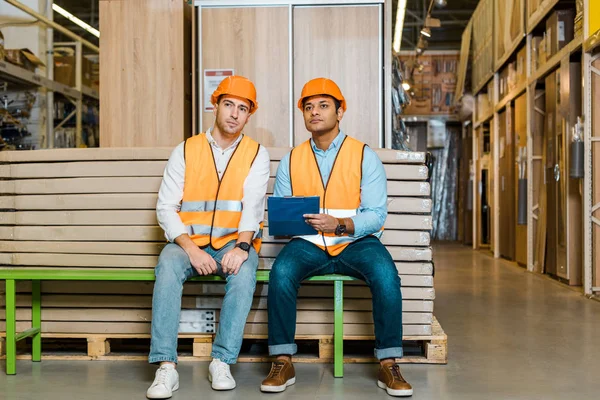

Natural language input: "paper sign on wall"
[204,69,234,112]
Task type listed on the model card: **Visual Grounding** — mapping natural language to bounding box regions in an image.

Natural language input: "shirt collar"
[310,130,346,153]
[205,128,243,151]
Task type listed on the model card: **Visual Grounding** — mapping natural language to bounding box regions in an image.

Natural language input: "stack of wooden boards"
[0,147,434,344]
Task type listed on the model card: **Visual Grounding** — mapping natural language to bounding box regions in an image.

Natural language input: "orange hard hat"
[297,78,346,111]
[211,75,258,114]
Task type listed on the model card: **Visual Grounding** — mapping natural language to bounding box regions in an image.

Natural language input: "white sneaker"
[208,358,236,390]
[147,364,179,399]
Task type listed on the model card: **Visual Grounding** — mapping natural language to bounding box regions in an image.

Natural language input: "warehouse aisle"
[2,243,600,399]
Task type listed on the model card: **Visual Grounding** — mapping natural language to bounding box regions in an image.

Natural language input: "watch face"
[237,242,251,252]
[335,224,346,236]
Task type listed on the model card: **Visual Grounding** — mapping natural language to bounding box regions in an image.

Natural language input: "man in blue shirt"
[260,78,413,397]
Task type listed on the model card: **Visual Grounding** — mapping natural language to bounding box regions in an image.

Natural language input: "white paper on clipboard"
[204,69,234,112]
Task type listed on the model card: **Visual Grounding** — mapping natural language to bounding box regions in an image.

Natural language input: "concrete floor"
[2,243,600,399]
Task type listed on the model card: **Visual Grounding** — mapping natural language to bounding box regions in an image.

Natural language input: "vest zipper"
[309,136,348,255]
[207,136,244,249]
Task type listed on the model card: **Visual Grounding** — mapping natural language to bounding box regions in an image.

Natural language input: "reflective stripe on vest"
[290,135,383,256]
[186,225,264,239]
[180,200,243,213]
[179,133,262,252]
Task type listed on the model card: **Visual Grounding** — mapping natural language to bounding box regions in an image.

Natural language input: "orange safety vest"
[178,133,262,252]
[289,135,383,256]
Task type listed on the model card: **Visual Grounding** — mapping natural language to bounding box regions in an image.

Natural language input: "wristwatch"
[235,242,251,253]
[334,219,347,236]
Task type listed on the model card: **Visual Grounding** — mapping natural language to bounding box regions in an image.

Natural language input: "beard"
[215,115,243,136]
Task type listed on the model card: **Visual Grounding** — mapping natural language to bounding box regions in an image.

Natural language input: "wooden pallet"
[0,317,447,365]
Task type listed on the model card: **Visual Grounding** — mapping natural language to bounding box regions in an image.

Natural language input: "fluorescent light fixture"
[393,0,408,53]
[53,4,100,38]
[421,27,432,37]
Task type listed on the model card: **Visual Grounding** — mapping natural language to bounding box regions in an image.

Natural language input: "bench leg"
[32,280,42,362]
[334,280,343,378]
[6,279,16,375]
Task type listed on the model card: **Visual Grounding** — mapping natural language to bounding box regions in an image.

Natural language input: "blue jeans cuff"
[268,344,297,356]
[148,356,178,365]
[211,352,238,365]
[374,347,403,360]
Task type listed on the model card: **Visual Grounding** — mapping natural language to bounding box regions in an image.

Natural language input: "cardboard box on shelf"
[546,9,575,57]
[3,48,45,72]
[54,56,94,88]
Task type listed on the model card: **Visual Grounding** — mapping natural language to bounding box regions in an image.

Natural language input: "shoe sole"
[208,372,236,391]
[377,380,413,397]
[260,377,296,393]
[146,382,179,399]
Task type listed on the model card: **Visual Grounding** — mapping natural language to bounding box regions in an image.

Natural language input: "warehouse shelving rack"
[0,0,99,148]
[460,0,593,289]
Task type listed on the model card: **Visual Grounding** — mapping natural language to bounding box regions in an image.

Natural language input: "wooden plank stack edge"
[0,147,435,338]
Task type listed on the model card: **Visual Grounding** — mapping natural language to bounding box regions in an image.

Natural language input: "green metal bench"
[1,268,354,377]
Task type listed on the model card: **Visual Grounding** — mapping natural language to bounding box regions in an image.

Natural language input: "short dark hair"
[217,95,253,112]
[302,95,341,112]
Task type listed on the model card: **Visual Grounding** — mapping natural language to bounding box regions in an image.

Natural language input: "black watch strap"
[235,242,251,252]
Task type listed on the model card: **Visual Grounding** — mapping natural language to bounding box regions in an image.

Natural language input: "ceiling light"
[52,4,100,38]
[421,27,432,37]
[435,0,448,7]
[402,81,411,91]
[393,0,408,53]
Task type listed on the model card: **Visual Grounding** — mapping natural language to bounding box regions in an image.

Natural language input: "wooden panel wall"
[461,127,473,246]
[99,0,192,147]
[490,120,496,255]
[471,0,494,93]
[293,6,379,147]
[475,125,491,248]
[545,71,558,276]
[594,57,600,288]
[527,0,559,32]
[498,108,516,261]
[515,94,528,266]
[200,7,290,147]
[494,0,525,69]
[560,60,582,284]
[533,89,547,274]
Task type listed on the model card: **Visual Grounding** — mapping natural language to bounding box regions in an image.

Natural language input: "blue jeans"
[267,236,403,360]
[148,241,258,365]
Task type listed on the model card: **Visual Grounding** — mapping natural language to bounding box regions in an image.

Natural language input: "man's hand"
[187,246,218,276]
[303,213,339,233]
[222,247,249,275]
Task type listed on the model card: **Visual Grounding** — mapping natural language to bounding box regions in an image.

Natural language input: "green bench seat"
[1,268,355,376]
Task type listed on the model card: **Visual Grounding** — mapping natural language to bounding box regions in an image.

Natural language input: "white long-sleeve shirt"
[156,131,270,242]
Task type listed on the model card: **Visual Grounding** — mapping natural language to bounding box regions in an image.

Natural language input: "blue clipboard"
[267,196,320,236]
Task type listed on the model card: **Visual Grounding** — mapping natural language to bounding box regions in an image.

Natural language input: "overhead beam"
[406,9,424,22]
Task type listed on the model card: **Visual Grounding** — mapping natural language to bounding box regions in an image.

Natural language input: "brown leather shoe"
[377,362,413,397]
[260,359,296,393]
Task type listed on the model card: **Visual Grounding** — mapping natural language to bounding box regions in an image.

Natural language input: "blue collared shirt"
[273,131,387,238]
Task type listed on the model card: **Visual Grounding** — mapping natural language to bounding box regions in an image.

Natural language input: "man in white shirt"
[146,76,270,399]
